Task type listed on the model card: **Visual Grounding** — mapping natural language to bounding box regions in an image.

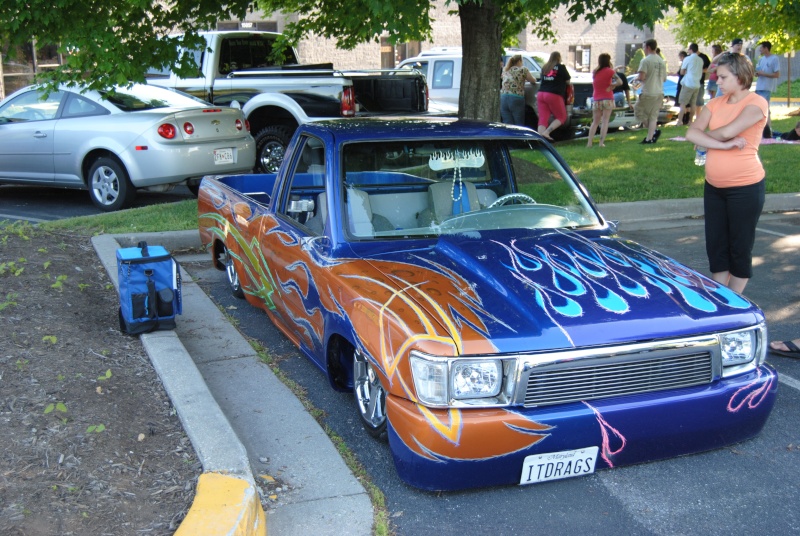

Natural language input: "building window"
[1,40,65,99]
[568,45,591,73]
[624,43,644,73]
[381,37,421,68]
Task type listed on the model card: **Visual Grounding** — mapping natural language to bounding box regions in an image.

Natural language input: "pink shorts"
[537,91,568,127]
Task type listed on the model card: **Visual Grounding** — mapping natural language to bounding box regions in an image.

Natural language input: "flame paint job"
[197,119,777,490]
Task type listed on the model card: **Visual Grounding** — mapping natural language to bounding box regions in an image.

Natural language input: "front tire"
[254,126,293,173]
[88,157,135,211]
[353,349,387,440]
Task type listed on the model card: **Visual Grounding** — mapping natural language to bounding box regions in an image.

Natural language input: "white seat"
[419,180,482,226]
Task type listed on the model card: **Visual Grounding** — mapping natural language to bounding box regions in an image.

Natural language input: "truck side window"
[431,60,454,89]
[278,137,326,234]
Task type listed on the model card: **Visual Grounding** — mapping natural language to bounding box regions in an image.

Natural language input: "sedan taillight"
[183,122,195,135]
[245,119,251,132]
[235,119,244,131]
[158,124,177,139]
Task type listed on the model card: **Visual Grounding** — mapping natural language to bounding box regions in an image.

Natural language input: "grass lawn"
[34,106,800,235]
[556,107,799,203]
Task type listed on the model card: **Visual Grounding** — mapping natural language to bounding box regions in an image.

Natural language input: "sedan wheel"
[353,349,387,439]
[221,247,245,299]
[88,157,135,211]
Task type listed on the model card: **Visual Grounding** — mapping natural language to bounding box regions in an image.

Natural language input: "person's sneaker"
[640,138,655,144]
[653,129,662,141]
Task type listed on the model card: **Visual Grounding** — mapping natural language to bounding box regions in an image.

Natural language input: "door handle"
[34,131,47,138]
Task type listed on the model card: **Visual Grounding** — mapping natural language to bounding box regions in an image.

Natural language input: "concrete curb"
[91,232,266,536]
[599,192,800,231]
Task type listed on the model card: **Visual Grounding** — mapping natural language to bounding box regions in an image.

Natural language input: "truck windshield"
[340,138,601,239]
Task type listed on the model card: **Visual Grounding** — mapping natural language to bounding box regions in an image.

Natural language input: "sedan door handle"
[34,131,48,138]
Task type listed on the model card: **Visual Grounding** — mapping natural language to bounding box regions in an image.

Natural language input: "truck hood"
[364,229,759,355]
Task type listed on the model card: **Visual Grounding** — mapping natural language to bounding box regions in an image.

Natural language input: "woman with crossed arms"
[685,52,768,295]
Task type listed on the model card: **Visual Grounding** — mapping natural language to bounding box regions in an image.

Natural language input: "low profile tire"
[353,349,388,440]
[87,157,135,211]
[254,126,293,173]
[220,247,245,299]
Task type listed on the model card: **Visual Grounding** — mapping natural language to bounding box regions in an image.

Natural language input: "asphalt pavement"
[90,193,800,535]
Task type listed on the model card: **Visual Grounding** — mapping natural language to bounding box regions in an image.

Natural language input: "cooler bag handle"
[138,241,149,258]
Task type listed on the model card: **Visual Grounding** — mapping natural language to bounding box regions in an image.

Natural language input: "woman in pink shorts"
[536,51,571,140]
[587,53,621,147]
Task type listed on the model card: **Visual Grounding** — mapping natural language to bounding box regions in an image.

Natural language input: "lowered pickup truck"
[148,31,427,173]
[198,118,776,491]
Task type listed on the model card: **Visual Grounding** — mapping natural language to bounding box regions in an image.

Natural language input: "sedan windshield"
[340,138,601,239]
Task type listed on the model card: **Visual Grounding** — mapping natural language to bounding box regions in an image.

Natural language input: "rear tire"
[87,157,135,211]
[220,247,245,299]
[254,126,293,173]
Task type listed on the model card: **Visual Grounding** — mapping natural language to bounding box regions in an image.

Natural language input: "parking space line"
[778,373,800,392]
[757,228,794,237]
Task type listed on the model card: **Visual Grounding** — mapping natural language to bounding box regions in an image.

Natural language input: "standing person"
[695,47,711,116]
[675,51,687,124]
[500,54,537,126]
[677,44,704,126]
[587,53,621,147]
[755,41,780,134]
[685,52,768,294]
[707,45,723,98]
[614,65,632,108]
[536,51,571,140]
[634,39,667,144]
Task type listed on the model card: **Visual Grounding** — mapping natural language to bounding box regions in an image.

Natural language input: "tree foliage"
[670,0,800,54]
[2,0,682,121]
[0,0,253,91]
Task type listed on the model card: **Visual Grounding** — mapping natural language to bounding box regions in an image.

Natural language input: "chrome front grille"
[522,345,716,408]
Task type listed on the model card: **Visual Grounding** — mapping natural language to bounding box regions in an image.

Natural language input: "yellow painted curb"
[176,473,266,536]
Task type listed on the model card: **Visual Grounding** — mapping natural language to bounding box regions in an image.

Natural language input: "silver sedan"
[0,83,255,210]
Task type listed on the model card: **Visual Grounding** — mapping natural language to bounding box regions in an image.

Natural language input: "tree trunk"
[458,1,503,122]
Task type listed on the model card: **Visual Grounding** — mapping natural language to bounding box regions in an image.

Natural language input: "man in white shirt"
[677,43,704,126]
[755,40,780,134]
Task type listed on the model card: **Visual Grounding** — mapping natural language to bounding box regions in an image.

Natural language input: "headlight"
[720,330,756,366]
[719,325,766,376]
[451,360,501,399]
[410,352,516,407]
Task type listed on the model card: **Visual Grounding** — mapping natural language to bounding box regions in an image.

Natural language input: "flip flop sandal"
[769,340,800,358]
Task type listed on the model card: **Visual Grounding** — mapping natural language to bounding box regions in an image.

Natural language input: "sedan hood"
[365,229,759,354]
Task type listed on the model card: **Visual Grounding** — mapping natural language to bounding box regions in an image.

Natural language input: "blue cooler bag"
[117,241,182,335]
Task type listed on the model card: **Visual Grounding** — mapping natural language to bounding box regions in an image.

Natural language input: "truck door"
[258,134,329,357]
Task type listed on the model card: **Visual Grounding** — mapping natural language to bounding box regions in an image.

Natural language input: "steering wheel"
[488,193,536,208]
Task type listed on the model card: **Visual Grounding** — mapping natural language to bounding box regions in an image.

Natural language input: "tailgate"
[348,72,427,113]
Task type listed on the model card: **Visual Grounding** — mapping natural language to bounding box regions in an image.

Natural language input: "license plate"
[214,148,234,165]
[519,446,599,485]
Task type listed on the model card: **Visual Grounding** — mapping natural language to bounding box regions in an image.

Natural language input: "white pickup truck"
[148,31,428,172]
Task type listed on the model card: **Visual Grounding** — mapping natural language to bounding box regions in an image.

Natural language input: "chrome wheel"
[221,248,244,299]
[353,349,387,439]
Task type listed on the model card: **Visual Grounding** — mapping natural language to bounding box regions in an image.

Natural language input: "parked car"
[0,83,255,210]
[199,118,777,491]
[626,74,680,102]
